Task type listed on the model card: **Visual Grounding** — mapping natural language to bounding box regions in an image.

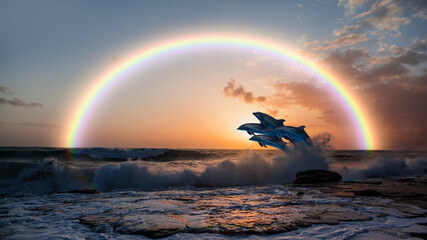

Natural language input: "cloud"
[290,1,427,149]
[0,86,14,95]
[223,79,266,104]
[334,0,411,37]
[318,37,427,86]
[311,39,427,149]
[221,72,426,150]
[0,97,43,107]
[244,1,426,150]
[300,1,423,57]
[266,108,279,117]
[317,44,426,144]
[223,79,349,126]
[361,82,427,150]
[267,82,349,125]
[408,0,427,19]
[230,1,426,149]
[304,34,371,55]
[227,76,427,150]
[338,0,367,16]
[269,82,333,110]
[0,86,44,107]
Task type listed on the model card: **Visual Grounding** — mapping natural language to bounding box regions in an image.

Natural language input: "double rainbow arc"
[66,33,375,149]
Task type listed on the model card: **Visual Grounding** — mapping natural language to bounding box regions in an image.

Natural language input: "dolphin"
[275,125,313,147]
[249,134,288,151]
[253,112,285,130]
[237,123,279,137]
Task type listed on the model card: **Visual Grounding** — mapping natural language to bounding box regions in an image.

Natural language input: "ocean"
[1,147,426,239]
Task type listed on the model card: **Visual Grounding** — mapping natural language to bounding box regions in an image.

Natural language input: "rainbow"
[65,33,376,149]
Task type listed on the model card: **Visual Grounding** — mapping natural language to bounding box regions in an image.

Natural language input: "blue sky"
[1,0,426,149]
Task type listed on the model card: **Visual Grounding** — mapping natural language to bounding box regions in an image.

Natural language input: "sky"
[0,0,426,150]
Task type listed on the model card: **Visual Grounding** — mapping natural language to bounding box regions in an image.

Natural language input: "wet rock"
[315,175,427,209]
[293,170,342,184]
[57,188,99,194]
[353,189,382,197]
[409,232,427,239]
[174,196,195,202]
[397,178,416,182]
[360,180,382,185]
[74,176,427,238]
[68,188,99,194]
[302,206,372,225]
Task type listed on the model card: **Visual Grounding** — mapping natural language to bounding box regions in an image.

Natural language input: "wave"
[89,147,329,191]
[94,153,427,192]
[342,157,427,180]
[1,147,426,196]
[0,147,229,162]
[0,148,328,195]
[73,148,168,160]
[0,158,95,196]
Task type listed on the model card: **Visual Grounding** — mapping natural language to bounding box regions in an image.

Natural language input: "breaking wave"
[93,148,328,191]
[0,158,95,196]
[1,142,426,195]
[1,147,329,195]
[342,157,427,180]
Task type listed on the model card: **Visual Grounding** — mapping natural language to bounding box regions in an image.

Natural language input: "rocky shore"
[75,174,427,238]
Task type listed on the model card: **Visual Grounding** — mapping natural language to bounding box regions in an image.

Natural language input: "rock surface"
[293,169,342,184]
[21,175,427,239]
[314,176,427,209]
[59,188,99,194]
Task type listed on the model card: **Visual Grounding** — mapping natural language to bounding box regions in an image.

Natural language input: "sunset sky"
[1,0,426,150]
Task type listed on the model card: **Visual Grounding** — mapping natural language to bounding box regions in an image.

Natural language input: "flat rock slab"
[79,205,372,238]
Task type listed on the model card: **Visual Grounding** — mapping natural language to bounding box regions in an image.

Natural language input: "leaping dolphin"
[253,112,285,130]
[249,134,288,152]
[275,125,313,147]
[237,123,279,137]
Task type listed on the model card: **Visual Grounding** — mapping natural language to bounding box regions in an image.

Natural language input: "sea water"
[0,147,426,239]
